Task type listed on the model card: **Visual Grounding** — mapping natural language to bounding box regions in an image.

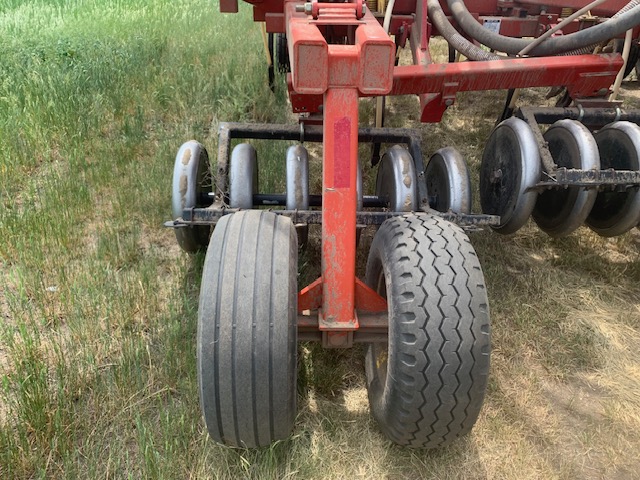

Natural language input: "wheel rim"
[532,120,599,237]
[480,117,540,234]
[586,121,640,237]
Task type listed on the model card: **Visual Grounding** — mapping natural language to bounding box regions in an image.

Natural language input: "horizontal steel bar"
[297,311,387,343]
[171,207,500,227]
[533,168,640,189]
[253,193,388,208]
[219,122,423,145]
[388,54,621,98]
[518,106,640,127]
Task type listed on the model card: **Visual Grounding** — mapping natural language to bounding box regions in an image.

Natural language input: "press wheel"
[229,143,258,209]
[425,147,472,214]
[586,121,640,237]
[171,140,212,253]
[376,145,418,212]
[532,120,599,237]
[480,117,540,234]
[286,145,310,246]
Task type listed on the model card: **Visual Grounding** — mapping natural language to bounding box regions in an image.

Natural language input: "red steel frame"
[221,0,624,347]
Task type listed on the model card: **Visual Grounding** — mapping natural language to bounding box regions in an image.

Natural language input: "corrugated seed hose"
[447,0,640,56]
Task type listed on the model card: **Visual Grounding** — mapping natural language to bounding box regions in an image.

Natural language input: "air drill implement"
[168,0,640,448]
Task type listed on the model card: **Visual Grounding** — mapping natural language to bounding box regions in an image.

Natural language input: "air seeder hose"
[427,0,502,61]
[447,0,640,56]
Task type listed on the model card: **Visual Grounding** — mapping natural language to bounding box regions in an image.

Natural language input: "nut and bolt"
[295,2,313,15]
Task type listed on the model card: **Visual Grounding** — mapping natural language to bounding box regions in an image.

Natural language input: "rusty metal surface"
[172,208,501,227]
[517,106,640,128]
[535,168,640,189]
[298,311,388,343]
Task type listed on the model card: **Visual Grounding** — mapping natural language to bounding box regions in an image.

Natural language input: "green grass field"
[1,1,640,478]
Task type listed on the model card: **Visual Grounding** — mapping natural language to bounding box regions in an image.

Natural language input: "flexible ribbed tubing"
[427,0,502,61]
[447,0,640,56]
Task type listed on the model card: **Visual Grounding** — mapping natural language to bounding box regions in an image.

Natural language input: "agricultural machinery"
[167,0,640,448]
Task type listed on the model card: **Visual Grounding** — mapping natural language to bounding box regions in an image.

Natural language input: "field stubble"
[1,0,639,478]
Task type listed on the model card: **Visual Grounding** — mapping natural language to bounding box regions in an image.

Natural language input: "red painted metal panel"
[333,118,351,188]
[219,0,239,13]
[321,88,359,330]
[357,21,396,94]
[298,277,323,311]
[354,278,388,313]
[390,55,622,98]
[286,3,329,94]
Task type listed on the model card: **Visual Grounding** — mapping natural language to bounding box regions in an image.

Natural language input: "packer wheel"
[532,120,600,237]
[376,145,418,212]
[480,117,540,234]
[171,140,212,253]
[425,147,472,214]
[586,121,640,237]
[286,144,310,245]
[365,214,491,448]
[198,210,298,448]
[229,143,258,209]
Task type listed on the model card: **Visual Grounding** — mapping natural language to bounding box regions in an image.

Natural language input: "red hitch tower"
[289,0,395,348]
[170,0,640,449]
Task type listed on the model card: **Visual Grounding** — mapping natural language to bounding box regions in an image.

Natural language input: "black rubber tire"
[198,210,298,448]
[365,214,491,448]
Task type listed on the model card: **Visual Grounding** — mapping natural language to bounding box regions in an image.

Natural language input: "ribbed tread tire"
[198,210,297,448]
[365,214,490,448]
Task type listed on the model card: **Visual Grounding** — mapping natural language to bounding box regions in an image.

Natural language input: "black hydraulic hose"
[447,0,640,56]
[562,1,640,55]
[427,0,502,61]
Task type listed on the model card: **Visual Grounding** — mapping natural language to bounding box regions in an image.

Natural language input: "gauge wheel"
[198,210,298,447]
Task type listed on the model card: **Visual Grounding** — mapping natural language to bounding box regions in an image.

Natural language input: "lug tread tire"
[365,214,490,448]
[198,210,297,448]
